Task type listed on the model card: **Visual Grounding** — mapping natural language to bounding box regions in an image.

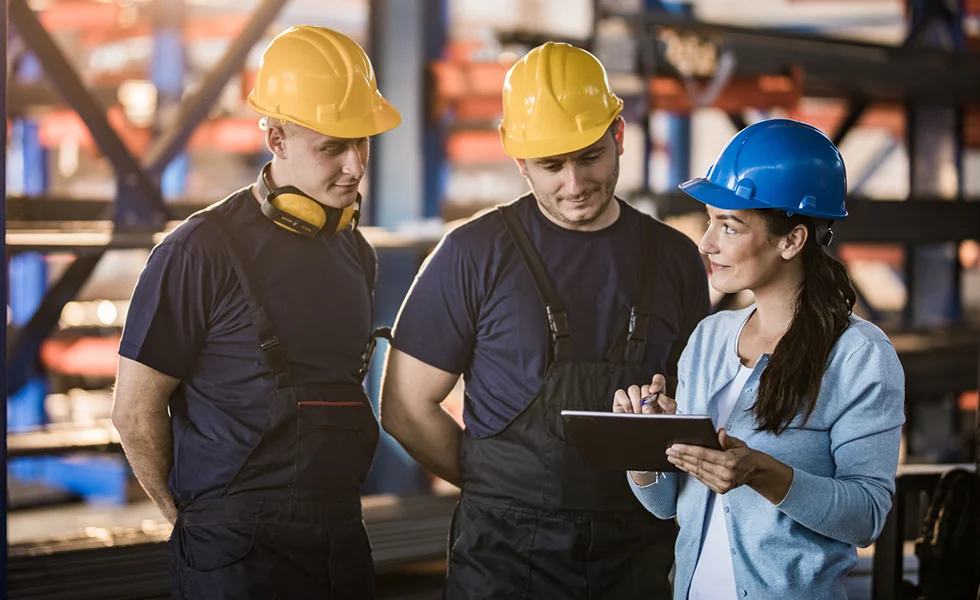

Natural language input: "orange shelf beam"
[39,108,266,154]
[431,60,804,118]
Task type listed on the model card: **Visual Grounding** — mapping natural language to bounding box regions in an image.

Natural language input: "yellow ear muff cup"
[260,179,358,236]
[270,191,328,231]
[273,194,356,233]
[337,204,357,231]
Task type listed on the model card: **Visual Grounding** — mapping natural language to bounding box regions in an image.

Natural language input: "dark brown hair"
[606,116,622,139]
[753,210,856,434]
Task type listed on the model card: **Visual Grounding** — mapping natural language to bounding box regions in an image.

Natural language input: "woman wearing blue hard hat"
[613,119,906,599]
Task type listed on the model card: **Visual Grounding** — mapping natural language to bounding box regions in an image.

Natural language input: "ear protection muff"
[813,219,835,248]
[254,162,360,238]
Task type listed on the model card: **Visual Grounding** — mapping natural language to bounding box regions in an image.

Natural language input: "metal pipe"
[831,98,869,147]
[6,253,106,396]
[145,0,289,176]
[615,10,980,103]
[8,0,170,226]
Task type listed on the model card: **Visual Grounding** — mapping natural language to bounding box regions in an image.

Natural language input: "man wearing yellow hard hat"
[382,43,710,597]
[112,26,400,599]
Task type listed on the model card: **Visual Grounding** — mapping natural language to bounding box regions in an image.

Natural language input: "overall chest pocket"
[541,362,643,443]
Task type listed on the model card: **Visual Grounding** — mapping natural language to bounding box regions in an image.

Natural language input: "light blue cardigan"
[630,306,905,600]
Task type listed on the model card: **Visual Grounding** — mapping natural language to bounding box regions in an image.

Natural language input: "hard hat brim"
[501,111,621,160]
[249,95,403,140]
[679,177,848,220]
[679,177,776,212]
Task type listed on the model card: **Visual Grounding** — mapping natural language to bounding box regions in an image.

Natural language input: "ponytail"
[753,211,856,434]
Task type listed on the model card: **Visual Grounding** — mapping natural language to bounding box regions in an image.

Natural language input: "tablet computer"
[560,410,722,472]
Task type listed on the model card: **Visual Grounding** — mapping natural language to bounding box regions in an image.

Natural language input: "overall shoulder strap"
[498,203,571,364]
[203,210,293,388]
[625,214,657,363]
[351,229,387,382]
[606,213,657,364]
[351,228,377,297]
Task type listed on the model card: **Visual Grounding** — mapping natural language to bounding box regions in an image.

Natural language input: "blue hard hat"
[680,119,848,220]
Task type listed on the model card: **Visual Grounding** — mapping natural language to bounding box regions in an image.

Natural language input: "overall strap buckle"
[260,336,289,375]
[358,327,392,382]
[547,306,572,363]
[625,308,650,364]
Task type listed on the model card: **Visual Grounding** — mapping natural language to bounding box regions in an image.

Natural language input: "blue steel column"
[422,0,449,220]
[905,0,964,328]
[367,0,425,230]
[7,52,50,477]
[153,0,188,199]
[2,0,9,589]
[904,0,964,463]
[362,0,444,496]
[661,1,692,189]
[7,49,131,502]
[633,0,692,192]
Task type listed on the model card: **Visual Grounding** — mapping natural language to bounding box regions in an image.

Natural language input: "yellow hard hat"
[248,26,401,139]
[499,42,623,159]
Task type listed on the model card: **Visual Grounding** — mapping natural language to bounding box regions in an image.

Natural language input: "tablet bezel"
[560,410,722,472]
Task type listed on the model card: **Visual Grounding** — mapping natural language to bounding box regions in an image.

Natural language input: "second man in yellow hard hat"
[382,42,710,598]
[113,26,400,599]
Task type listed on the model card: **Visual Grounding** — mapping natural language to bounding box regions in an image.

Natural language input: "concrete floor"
[8,501,919,600]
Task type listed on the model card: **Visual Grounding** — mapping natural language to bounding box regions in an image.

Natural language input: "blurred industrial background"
[2,0,980,598]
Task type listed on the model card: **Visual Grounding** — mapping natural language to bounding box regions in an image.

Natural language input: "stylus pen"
[640,392,661,407]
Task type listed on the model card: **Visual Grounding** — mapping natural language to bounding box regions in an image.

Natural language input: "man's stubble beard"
[538,154,620,228]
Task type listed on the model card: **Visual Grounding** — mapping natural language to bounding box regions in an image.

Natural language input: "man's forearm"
[116,412,177,523]
[384,405,463,487]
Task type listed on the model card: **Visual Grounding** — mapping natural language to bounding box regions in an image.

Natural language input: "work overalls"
[445,205,677,599]
[169,211,382,599]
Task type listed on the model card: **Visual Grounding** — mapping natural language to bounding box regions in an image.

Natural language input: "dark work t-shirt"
[391,195,710,438]
[119,187,377,505]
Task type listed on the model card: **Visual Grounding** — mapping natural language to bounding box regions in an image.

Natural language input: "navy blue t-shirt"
[392,195,710,438]
[119,188,377,505]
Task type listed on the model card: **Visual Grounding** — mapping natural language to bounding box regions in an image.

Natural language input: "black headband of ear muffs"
[813,220,835,248]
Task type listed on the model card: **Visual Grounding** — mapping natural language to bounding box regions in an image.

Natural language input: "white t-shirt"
[688,363,753,600]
